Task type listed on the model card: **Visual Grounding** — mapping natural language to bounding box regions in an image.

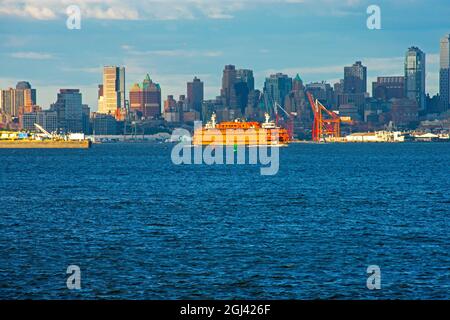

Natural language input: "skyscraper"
[439,34,450,113]
[129,74,161,119]
[236,69,255,92]
[98,66,125,115]
[344,61,367,94]
[405,47,426,111]
[50,89,89,133]
[187,77,204,113]
[0,82,36,117]
[263,73,292,111]
[285,74,310,131]
[221,65,237,107]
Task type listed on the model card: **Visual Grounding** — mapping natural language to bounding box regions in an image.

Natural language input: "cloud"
[0,3,57,20]
[0,0,240,20]
[0,0,365,21]
[10,51,54,60]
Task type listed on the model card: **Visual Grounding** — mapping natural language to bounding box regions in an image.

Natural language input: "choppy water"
[0,143,449,299]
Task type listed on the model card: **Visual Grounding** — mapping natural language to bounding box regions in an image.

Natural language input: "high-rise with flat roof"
[344,61,367,94]
[50,89,89,133]
[405,47,426,110]
[221,65,237,108]
[187,77,204,114]
[98,66,125,115]
[372,76,405,101]
[439,34,450,113]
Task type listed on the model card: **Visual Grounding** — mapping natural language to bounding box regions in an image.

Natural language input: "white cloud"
[0,3,57,20]
[10,51,54,60]
[0,0,365,21]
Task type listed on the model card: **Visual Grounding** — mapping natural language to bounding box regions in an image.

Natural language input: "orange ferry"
[193,113,291,146]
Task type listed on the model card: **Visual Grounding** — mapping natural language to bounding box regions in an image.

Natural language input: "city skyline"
[0,0,449,109]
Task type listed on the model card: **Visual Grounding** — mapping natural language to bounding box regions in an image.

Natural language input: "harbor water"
[0,143,449,299]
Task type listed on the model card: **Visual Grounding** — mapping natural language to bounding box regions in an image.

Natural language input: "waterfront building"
[390,98,419,128]
[405,47,426,111]
[339,104,361,122]
[98,66,126,116]
[372,76,405,101]
[22,110,58,133]
[50,89,89,133]
[91,113,119,135]
[439,34,450,113]
[129,74,161,119]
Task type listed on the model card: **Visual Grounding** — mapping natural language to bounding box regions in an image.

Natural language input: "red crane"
[306,92,341,142]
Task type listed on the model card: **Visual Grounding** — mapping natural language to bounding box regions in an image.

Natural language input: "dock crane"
[34,123,53,139]
[306,92,341,142]
[262,94,296,139]
[274,102,295,140]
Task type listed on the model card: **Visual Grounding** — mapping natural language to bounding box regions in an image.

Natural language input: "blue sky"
[0,0,449,111]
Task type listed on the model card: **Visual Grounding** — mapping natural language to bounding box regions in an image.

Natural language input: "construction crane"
[306,92,341,142]
[274,102,295,139]
[34,123,53,139]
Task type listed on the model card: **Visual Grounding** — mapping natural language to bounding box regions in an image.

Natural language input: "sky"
[0,0,449,111]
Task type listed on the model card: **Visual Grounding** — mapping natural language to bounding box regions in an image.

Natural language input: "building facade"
[372,76,405,101]
[187,77,204,114]
[91,113,119,135]
[98,66,126,116]
[0,82,36,117]
[129,74,161,119]
[22,110,58,133]
[344,61,367,94]
[306,81,334,107]
[439,34,450,113]
[264,73,292,110]
[50,89,89,133]
[221,65,237,108]
[405,47,426,111]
